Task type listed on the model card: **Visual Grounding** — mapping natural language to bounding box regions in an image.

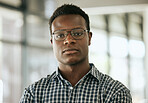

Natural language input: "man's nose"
[64,33,76,45]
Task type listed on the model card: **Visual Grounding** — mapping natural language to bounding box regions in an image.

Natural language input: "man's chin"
[58,55,86,66]
[62,57,86,66]
[59,58,80,66]
[64,61,79,66]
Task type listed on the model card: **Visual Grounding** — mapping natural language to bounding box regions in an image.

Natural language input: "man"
[20,4,132,102]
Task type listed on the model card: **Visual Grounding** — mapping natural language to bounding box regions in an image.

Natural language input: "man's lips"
[62,48,79,54]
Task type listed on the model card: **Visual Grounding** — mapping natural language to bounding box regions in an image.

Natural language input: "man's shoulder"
[26,71,56,91]
[97,72,132,102]
[91,64,129,92]
[20,72,57,102]
[98,72,130,93]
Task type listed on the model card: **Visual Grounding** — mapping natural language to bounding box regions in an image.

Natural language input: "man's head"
[49,4,90,34]
[49,4,92,66]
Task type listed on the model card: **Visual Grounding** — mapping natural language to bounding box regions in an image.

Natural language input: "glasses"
[52,28,88,41]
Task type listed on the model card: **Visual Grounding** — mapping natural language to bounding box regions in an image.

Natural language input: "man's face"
[51,14,92,66]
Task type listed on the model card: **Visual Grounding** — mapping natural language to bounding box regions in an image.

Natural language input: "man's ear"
[50,39,53,44]
[88,32,92,46]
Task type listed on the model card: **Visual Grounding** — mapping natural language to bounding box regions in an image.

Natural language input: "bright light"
[89,29,107,53]
[110,36,128,57]
[0,80,3,103]
[129,40,145,58]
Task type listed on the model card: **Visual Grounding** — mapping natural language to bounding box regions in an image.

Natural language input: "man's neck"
[58,61,90,87]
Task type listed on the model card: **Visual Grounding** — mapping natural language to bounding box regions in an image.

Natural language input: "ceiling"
[55,0,148,15]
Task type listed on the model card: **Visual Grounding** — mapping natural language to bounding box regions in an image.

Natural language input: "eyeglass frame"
[52,28,89,41]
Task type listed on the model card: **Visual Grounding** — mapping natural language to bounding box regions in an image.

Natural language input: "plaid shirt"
[20,64,132,103]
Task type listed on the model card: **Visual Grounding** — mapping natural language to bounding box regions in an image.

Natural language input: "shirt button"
[69,87,73,90]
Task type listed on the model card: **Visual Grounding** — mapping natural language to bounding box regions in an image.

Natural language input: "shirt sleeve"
[111,83,132,103]
[19,86,34,103]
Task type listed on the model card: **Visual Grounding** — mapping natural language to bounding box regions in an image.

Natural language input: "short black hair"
[49,4,90,34]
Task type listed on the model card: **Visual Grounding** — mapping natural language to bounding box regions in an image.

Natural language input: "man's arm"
[20,87,34,103]
[111,89,132,103]
[109,80,132,103]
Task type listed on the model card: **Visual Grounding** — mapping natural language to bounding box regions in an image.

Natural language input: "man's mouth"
[62,49,79,54]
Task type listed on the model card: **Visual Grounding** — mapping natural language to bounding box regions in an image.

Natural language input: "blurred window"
[89,15,106,30]
[110,57,128,86]
[26,15,50,47]
[90,13,145,103]
[0,42,21,103]
[109,36,128,58]
[128,13,142,38]
[26,47,57,84]
[27,0,56,18]
[0,0,22,7]
[0,7,23,42]
[130,58,145,102]
[109,14,126,34]
[129,40,145,58]
[89,29,108,73]
[0,0,57,103]
[0,7,22,103]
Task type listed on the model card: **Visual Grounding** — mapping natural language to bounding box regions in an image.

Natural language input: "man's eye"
[73,32,83,36]
[56,34,65,38]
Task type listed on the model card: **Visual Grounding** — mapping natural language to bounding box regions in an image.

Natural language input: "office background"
[0,0,148,103]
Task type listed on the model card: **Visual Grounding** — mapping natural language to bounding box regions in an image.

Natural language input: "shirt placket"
[63,80,75,103]
[68,86,74,103]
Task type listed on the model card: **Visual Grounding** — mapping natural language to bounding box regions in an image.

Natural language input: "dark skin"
[51,14,92,86]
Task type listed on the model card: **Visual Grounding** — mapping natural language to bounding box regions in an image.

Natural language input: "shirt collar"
[54,63,100,81]
[54,68,64,81]
[89,63,100,81]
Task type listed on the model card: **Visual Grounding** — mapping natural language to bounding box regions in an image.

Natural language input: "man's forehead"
[53,14,85,23]
[51,14,86,32]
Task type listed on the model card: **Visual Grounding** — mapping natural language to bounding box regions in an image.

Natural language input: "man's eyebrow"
[54,27,84,32]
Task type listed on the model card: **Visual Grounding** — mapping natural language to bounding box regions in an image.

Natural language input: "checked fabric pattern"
[20,64,132,103]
